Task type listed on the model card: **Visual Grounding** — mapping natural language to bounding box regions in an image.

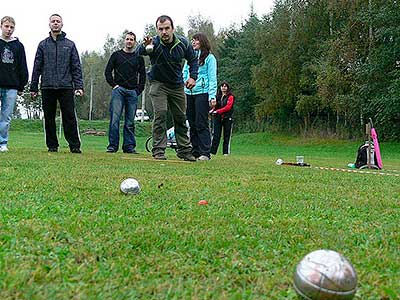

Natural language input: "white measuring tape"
[313,166,400,177]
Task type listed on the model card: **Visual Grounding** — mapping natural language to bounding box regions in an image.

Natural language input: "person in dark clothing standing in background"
[137,15,199,161]
[105,31,145,154]
[210,81,235,156]
[30,14,84,153]
[0,16,28,152]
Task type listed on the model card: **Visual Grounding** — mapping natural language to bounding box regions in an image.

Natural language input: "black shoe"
[123,149,139,154]
[48,148,58,152]
[106,147,117,153]
[71,148,82,154]
[153,153,167,160]
[177,153,196,162]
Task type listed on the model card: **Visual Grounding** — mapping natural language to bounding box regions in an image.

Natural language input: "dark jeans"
[186,93,211,157]
[41,89,81,150]
[149,81,191,157]
[108,86,138,152]
[211,116,233,155]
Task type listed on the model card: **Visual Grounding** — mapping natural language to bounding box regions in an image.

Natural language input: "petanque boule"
[145,44,154,53]
[120,178,141,195]
[293,249,357,300]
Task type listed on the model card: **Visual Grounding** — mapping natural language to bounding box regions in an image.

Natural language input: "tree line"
[18,0,400,140]
[250,0,399,140]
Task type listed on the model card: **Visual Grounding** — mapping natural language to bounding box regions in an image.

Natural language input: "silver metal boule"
[120,178,141,195]
[293,249,357,300]
[145,44,154,53]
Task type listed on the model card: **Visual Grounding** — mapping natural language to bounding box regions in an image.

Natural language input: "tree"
[253,1,301,128]
[73,0,400,139]
[187,14,218,57]
[356,0,400,139]
[218,11,263,125]
[80,50,110,120]
[17,83,42,119]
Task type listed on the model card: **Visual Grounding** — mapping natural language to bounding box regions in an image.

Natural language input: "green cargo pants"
[149,81,192,157]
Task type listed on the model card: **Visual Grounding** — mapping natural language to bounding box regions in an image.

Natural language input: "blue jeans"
[0,89,17,146]
[108,86,138,152]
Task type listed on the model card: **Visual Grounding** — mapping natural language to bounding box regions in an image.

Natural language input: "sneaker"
[197,155,210,161]
[123,149,139,154]
[106,147,117,153]
[177,153,196,162]
[48,147,58,152]
[71,148,82,154]
[154,153,167,160]
[0,145,9,152]
[223,154,229,156]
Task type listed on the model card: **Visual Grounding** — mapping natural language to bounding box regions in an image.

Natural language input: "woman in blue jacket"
[183,33,217,161]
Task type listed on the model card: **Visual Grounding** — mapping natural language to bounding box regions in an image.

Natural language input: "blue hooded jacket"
[183,51,217,100]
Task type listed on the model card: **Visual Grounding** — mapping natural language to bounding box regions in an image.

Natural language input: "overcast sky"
[5,0,274,73]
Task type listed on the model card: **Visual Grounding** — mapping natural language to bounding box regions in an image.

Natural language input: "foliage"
[73,2,400,140]
[356,0,400,139]
[218,12,263,122]
[80,50,110,120]
[16,83,42,119]
[242,0,399,139]
[143,24,157,37]
[187,14,218,56]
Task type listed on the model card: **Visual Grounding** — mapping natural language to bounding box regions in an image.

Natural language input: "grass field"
[1,120,399,299]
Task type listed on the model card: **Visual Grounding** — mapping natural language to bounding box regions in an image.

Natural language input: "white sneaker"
[223,154,229,156]
[0,145,9,152]
[197,155,210,161]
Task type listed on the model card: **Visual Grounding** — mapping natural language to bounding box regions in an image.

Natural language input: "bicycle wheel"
[145,136,153,152]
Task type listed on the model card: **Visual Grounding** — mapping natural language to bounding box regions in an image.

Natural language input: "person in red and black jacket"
[210,81,234,155]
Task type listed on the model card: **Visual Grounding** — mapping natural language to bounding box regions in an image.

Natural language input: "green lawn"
[1,121,399,299]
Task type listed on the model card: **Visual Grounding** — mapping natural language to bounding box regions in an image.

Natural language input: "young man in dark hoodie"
[30,14,83,153]
[137,15,199,161]
[0,16,28,152]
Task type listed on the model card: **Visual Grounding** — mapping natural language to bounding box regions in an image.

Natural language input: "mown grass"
[0,121,399,299]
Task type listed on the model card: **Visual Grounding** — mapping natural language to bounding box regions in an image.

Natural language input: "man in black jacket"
[0,16,28,152]
[137,15,198,161]
[104,31,145,154]
[30,14,83,153]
